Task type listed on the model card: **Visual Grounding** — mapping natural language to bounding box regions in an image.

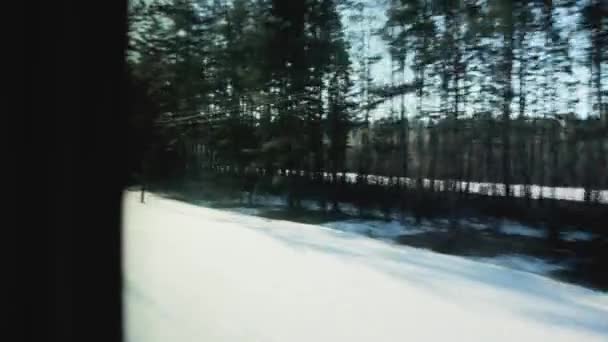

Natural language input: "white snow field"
[123,191,608,342]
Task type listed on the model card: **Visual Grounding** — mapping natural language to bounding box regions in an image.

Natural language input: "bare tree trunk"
[428,126,438,192]
[400,65,409,186]
[501,24,514,199]
[538,120,546,197]
[464,136,473,194]
[517,27,530,200]
[484,117,494,185]
[528,120,536,197]
[415,55,426,193]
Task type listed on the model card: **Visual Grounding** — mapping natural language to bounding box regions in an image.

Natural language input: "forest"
[126,0,607,280]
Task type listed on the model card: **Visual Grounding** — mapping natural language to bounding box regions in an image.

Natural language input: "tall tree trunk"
[594,27,602,122]
[464,134,473,194]
[501,23,514,199]
[517,28,530,199]
[400,66,409,184]
[529,119,536,196]
[484,117,494,185]
[416,67,425,192]
[428,126,438,191]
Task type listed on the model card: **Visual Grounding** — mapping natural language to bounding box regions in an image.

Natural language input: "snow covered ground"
[225,193,596,245]
[498,221,548,239]
[184,193,596,278]
[561,230,597,242]
[323,218,445,240]
[123,191,608,342]
[471,255,568,275]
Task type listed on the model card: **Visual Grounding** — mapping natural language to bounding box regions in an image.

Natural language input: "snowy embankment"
[224,192,601,280]
[232,193,597,242]
[123,191,608,342]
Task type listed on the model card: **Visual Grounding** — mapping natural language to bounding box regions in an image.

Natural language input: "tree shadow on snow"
[246,222,608,336]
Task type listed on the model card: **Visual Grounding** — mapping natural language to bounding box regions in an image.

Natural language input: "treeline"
[128,0,353,189]
[373,0,607,201]
[127,0,607,204]
[349,114,607,193]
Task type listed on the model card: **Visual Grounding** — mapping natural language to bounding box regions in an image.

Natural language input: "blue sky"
[340,0,601,121]
[131,0,604,120]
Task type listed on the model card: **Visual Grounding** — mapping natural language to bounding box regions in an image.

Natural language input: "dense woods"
[127,0,607,225]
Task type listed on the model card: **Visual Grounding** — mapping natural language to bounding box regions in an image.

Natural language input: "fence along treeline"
[127,0,607,213]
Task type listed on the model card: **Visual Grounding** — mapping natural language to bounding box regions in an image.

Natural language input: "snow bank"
[251,194,285,207]
[323,219,443,241]
[324,219,398,240]
[462,219,491,231]
[472,255,567,275]
[561,231,597,242]
[123,192,608,342]
[499,221,547,238]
